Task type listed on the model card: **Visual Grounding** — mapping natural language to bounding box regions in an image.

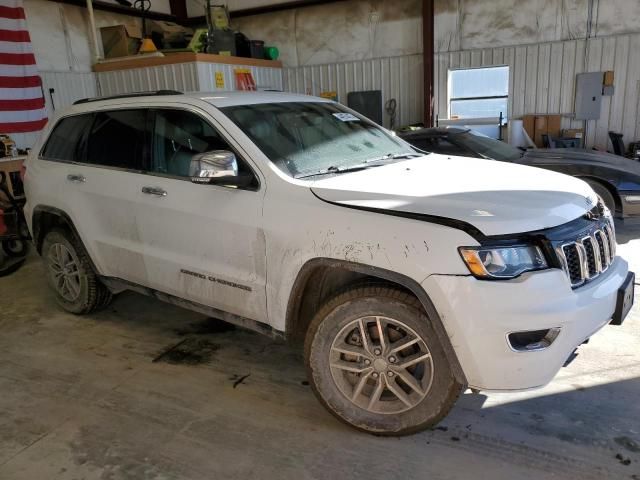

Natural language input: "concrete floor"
[0,221,639,480]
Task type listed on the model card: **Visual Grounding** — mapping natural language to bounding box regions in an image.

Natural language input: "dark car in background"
[400,127,640,218]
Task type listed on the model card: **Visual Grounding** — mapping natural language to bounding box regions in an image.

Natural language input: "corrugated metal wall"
[97,63,200,97]
[281,33,640,149]
[197,64,283,91]
[283,54,424,129]
[14,34,640,151]
[435,33,640,149]
[41,71,98,114]
[97,63,283,97]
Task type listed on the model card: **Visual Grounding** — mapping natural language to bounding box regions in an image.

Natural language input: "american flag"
[0,0,46,134]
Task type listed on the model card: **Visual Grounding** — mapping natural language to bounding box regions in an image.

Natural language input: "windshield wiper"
[296,163,383,179]
[295,152,423,179]
[364,152,423,163]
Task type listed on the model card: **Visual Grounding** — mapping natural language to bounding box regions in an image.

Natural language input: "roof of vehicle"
[70,90,330,112]
[188,91,330,107]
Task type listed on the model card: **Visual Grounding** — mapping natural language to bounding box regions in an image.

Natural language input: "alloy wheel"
[47,243,82,302]
[329,315,434,414]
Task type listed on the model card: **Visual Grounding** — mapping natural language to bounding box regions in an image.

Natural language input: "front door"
[134,107,268,323]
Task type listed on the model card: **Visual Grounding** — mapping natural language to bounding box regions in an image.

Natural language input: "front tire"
[305,286,464,435]
[42,229,112,314]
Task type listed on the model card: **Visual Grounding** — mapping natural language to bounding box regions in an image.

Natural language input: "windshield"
[453,130,523,161]
[220,102,416,178]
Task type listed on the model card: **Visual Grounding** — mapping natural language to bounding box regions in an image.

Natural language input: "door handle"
[142,186,167,197]
[67,174,85,183]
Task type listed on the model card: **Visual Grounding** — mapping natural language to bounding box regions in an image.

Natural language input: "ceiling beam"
[49,0,176,22]
[185,0,348,26]
[168,0,187,23]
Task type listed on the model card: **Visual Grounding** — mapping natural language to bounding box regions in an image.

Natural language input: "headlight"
[459,245,548,279]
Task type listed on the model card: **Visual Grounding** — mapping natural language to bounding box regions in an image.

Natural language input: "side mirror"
[189,150,253,188]
[190,150,238,179]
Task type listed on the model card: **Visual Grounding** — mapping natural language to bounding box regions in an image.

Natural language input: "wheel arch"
[285,257,466,384]
[32,205,74,253]
[576,175,622,215]
[31,206,98,275]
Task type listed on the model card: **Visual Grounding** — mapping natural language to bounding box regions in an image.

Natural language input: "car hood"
[522,148,640,176]
[310,155,597,237]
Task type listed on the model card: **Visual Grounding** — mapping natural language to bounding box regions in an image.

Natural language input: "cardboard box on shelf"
[522,114,562,148]
[148,20,192,45]
[100,23,142,59]
[563,128,584,139]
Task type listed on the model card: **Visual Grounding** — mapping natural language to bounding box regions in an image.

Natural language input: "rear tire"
[42,229,112,314]
[585,180,616,216]
[305,286,464,436]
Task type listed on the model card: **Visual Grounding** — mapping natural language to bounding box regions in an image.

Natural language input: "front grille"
[556,220,616,288]
[563,244,583,285]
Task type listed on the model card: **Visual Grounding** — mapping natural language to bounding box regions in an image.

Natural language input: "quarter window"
[86,110,147,170]
[41,115,90,161]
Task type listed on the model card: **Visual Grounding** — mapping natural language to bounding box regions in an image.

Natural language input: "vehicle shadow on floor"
[95,292,640,472]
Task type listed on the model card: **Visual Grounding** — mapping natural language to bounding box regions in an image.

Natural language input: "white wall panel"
[196,64,283,92]
[434,33,640,149]
[283,54,424,129]
[97,63,283,97]
[97,64,200,97]
[40,71,98,116]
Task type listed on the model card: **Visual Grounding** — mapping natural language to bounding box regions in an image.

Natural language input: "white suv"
[24,91,635,435]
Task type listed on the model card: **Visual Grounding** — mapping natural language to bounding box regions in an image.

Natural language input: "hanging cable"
[385,98,397,131]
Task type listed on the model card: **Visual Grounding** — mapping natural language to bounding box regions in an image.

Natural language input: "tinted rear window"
[86,110,147,170]
[41,115,90,161]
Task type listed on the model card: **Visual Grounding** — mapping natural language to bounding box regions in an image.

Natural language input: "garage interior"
[1,0,640,479]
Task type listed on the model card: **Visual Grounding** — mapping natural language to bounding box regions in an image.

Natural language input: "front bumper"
[422,257,629,391]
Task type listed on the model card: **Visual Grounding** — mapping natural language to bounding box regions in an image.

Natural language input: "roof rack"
[73,90,183,105]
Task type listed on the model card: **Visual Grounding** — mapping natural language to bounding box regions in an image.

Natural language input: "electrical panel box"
[575,72,603,120]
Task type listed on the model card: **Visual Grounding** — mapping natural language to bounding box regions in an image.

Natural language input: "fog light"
[624,195,640,204]
[508,327,561,352]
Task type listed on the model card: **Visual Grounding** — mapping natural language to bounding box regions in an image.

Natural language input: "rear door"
[39,109,151,285]
[133,107,268,323]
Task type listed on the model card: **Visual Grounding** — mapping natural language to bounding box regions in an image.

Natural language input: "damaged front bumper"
[421,257,630,391]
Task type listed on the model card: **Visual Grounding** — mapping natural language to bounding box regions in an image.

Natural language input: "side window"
[151,109,239,177]
[41,115,90,161]
[86,110,147,169]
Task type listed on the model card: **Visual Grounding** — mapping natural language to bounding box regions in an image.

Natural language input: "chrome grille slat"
[556,220,615,288]
[582,235,599,278]
[604,223,616,261]
[595,230,610,269]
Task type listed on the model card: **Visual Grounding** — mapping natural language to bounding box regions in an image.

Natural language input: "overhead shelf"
[93,52,283,72]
